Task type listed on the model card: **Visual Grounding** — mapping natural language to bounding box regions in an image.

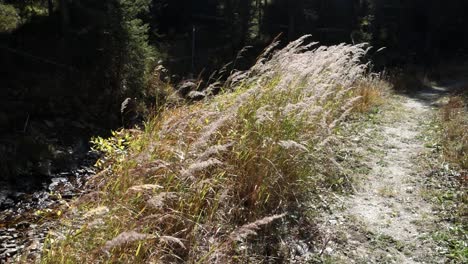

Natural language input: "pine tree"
[106,0,156,99]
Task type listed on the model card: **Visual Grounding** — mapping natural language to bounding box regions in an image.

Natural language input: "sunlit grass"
[40,36,389,263]
[440,96,468,169]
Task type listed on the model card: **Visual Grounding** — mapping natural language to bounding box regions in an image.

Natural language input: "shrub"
[0,3,20,32]
[353,75,388,113]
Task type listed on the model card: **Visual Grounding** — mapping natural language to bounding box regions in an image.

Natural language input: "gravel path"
[319,84,456,263]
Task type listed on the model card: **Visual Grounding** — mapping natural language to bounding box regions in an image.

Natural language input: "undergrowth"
[39,36,387,263]
[440,96,468,170]
[423,93,467,263]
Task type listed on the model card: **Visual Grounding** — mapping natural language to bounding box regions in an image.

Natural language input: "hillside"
[1,1,468,263]
[38,37,389,263]
[10,38,461,263]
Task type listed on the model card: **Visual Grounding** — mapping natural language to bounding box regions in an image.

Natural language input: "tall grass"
[41,36,386,263]
[430,94,468,263]
[440,96,468,170]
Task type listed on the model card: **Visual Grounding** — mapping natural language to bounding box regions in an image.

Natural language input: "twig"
[318,234,331,257]
[23,113,30,133]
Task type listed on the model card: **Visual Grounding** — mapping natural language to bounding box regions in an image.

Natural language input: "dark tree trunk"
[59,0,70,35]
[239,0,250,47]
[424,0,442,69]
[257,0,263,36]
[47,0,54,16]
[369,0,384,46]
[288,0,303,41]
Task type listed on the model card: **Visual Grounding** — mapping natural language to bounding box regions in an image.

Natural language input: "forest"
[0,0,467,263]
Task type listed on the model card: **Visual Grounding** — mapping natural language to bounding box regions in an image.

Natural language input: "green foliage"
[429,174,468,263]
[91,130,132,168]
[21,3,48,18]
[0,3,20,32]
[106,0,156,99]
[433,224,468,263]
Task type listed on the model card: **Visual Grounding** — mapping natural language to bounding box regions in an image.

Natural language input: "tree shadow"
[392,72,467,108]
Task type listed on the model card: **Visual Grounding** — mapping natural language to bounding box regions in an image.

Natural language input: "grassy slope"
[39,36,388,263]
[424,92,467,263]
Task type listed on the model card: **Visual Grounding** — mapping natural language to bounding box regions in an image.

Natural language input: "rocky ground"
[0,151,98,263]
[0,99,111,263]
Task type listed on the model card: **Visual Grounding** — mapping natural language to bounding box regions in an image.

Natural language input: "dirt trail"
[319,84,457,263]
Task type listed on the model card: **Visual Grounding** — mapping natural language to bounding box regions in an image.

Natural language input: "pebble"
[294,241,309,256]
[4,248,18,254]
[1,161,97,262]
[26,240,40,251]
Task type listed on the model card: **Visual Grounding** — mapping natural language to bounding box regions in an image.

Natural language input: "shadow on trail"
[396,78,467,107]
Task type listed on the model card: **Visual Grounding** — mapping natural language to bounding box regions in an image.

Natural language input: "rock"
[0,130,101,262]
[4,247,18,254]
[187,91,206,101]
[294,241,309,256]
[4,244,17,249]
[49,177,68,192]
[25,239,40,251]
[177,80,197,97]
[15,221,30,229]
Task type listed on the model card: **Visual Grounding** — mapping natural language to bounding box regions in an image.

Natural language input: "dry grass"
[40,36,389,263]
[440,96,468,170]
[429,93,468,263]
[353,77,388,113]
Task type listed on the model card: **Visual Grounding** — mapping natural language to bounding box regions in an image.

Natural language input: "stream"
[0,151,99,263]
[0,117,104,263]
